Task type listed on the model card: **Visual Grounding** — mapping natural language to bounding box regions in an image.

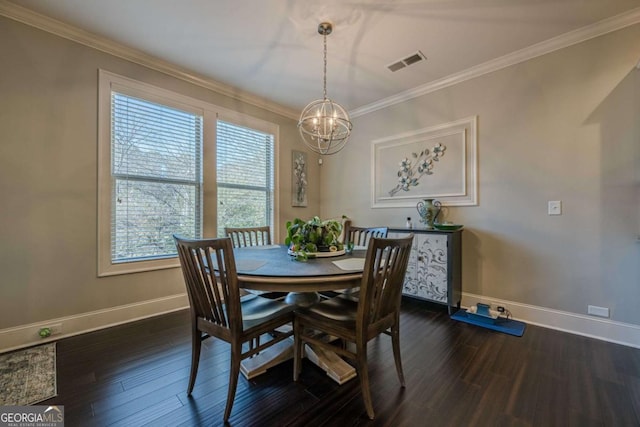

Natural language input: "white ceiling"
[5,0,640,117]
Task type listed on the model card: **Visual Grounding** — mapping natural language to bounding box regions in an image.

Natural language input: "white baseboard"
[4,291,637,353]
[0,293,189,353]
[462,292,640,349]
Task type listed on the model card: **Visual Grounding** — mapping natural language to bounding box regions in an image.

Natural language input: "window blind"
[111,92,202,262]
[216,120,274,237]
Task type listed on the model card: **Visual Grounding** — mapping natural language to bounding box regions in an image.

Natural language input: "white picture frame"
[371,116,478,207]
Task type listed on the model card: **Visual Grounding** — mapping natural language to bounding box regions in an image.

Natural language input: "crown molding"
[351,6,640,117]
[0,0,299,120]
[2,0,639,121]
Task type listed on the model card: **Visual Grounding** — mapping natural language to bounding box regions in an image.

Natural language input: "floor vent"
[387,50,426,72]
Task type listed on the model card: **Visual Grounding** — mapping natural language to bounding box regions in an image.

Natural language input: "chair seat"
[295,296,358,329]
[240,294,295,331]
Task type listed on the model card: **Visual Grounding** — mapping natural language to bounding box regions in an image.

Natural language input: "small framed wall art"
[292,150,308,207]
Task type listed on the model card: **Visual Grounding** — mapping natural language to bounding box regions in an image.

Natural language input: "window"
[111,93,203,261]
[98,71,279,276]
[216,119,275,237]
[99,71,206,276]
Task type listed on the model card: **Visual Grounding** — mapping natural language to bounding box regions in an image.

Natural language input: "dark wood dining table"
[233,244,367,384]
[233,244,365,304]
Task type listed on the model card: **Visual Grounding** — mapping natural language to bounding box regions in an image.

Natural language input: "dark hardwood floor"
[43,298,640,426]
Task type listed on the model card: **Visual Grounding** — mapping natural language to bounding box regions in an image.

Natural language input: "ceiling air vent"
[387,50,427,72]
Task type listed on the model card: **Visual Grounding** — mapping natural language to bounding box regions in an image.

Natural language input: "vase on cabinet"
[416,198,441,229]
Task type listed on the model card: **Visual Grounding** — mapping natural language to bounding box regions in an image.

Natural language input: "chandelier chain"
[323,30,327,100]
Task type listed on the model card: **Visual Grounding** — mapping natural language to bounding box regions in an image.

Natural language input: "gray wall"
[321,25,640,325]
[0,16,318,329]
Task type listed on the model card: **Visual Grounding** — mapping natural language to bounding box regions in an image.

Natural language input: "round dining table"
[232,244,367,384]
[233,244,366,306]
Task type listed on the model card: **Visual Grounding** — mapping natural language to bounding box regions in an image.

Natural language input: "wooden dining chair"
[343,221,388,247]
[225,226,271,248]
[174,235,294,423]
[293,234,414,420]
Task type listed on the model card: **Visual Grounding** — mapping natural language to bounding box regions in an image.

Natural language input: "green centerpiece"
[285,216,345,260]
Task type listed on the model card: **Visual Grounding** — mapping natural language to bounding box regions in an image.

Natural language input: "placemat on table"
[236,259,267,271]
[332,258,365,271]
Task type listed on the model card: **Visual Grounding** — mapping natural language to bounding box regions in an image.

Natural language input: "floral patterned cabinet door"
[389,228,463,314]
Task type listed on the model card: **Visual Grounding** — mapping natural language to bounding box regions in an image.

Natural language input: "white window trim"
[97,70,279,276]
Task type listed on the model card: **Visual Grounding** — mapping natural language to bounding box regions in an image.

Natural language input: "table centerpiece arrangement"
[285,216,345,261]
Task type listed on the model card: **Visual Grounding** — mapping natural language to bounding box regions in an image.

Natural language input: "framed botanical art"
[371,116,478,207]
[292,150,308,207]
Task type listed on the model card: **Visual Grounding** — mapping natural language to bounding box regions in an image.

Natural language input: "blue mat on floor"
[451,310,526,337]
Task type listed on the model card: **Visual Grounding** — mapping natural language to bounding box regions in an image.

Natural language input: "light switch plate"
[548,200,562,215]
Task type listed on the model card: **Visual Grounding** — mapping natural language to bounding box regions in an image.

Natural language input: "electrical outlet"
[587,305,609,318]
[497,306,506,313]
[548,200,562,215]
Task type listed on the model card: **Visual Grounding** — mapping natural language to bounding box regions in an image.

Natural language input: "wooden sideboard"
[388,228,462,314]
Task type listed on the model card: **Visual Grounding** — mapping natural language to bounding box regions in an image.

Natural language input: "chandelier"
[298,22,352,155]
